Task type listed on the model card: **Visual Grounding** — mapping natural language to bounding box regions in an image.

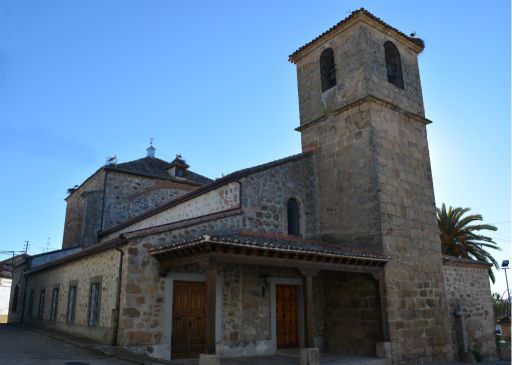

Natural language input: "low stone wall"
[497,340,510,361]
[443,257,496,359]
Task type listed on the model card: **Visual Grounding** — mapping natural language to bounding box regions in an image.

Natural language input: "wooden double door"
[171,281,206,359]
[276,284,299,348]
[172,281,300,356]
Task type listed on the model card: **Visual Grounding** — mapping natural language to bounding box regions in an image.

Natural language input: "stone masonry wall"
[7,262,28,324]
[118,223,383,360]
[104,181,240,240]
[62,169,106,248]
[300,102,383,252]
[63,169,197,249]
[443,259,496,359]
[300,98,454,363]
[219,264,295,357]
[323,272,380,355]
[22,247,122,343]
[370,102,453,363]
[102,171,196,231]
[116,239,166,354]
[295,21,424,128]
[241,156,319,239]
[102,156,318,243]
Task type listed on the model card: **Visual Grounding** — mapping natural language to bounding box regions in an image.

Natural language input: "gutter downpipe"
[111,238,124,346]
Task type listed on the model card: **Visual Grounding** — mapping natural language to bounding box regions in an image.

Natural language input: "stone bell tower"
[290,9,454,363]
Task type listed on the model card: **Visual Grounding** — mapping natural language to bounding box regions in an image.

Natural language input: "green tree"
[492,291,508,322]
[437,203,500,282]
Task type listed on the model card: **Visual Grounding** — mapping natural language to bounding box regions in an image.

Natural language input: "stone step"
[276,348,301,358]
[320,355,387,365]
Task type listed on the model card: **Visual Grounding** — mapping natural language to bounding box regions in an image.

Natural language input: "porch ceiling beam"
[210,252,383,275]
[153,246,387,275]
[157,253,210,276]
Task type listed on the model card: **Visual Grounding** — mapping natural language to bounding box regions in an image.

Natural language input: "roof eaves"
[26,237,127,275]
[29,245,81,259]
[289,8,424,63]
[65,167,105,201]
[105,167,205,186]
[150,234,390,262]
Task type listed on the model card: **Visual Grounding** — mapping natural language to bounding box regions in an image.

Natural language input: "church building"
[8,9,496,365]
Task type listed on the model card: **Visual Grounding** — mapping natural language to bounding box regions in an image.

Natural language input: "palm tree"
[437,203,500,282]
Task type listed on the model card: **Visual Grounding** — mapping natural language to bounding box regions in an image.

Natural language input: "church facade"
[8,9,496,364]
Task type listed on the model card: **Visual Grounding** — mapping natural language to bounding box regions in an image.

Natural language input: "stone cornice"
[295,95,432,133]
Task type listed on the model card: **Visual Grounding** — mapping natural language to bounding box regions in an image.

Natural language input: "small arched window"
[287,198,300,236]
[320,48,336,92]
[11,285,19,312]
[384,41,404,89]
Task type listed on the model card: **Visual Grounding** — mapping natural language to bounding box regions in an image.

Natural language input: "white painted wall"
[0,278,12,316]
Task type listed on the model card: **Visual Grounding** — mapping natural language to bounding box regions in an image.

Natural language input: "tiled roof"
[99,152,311,237]
[26,237,127,274]
[289,8,425,62]
[150,232,390,262]
[106,157,211,186]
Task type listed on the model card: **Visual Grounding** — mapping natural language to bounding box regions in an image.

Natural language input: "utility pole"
[502,260,510,317]
[24,240,30,254]
[0,250,25,271]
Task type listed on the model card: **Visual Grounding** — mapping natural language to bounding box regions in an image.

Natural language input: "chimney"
[168,154,190,179]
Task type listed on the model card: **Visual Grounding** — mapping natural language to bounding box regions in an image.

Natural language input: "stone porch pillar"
[300,268,319,365]
[199,264,219,365]
[374,272,391,362]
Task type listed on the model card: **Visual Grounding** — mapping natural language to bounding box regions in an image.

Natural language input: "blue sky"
[0,1,510,294]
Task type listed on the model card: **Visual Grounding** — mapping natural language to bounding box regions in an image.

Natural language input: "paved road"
[0,324,508,365]
[0,324,132,365]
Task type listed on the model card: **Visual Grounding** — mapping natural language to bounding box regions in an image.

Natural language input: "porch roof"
[150,233,390,276]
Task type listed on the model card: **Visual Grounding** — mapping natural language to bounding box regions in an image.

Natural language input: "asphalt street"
[0,324,508,365]
[0,324,132,365]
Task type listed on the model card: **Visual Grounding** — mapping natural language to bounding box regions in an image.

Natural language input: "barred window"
[384,41,404,89]
[88,282,101,326]
[320,48,336,92]
[67,285,77,323]
[37,289,45,319]
[50,287,59,321]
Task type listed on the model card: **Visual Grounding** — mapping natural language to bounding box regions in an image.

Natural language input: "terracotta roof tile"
[150,232,390,262]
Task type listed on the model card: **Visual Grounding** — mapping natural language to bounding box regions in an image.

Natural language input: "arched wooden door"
[171,281,206,359]
[276,284,299,348]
